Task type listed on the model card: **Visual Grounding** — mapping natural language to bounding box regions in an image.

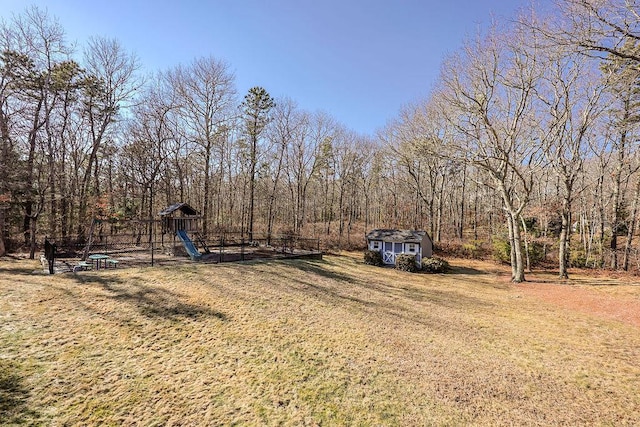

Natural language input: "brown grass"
[1,254,639,425]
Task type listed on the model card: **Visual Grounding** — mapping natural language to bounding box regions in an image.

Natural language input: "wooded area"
[1,1,640,281]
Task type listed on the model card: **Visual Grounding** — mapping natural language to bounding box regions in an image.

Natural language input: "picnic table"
[88,254,109,270]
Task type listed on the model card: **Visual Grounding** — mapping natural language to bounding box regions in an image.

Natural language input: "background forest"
[1,0,640,281]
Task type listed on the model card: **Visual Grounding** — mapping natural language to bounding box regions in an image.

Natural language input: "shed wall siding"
[366,229,433,268]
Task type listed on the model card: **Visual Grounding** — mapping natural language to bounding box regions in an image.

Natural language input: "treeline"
[2,2,640,281]
[385,0,640,280]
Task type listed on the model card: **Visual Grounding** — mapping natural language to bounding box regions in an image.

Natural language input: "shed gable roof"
[366,229,428,243]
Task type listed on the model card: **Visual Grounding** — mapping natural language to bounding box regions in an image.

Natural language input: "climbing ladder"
[194,232,211,254]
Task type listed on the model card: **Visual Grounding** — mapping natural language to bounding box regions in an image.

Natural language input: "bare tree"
[535,40,607,278]
[123,83,175,215]
[600,44,640,269]
[265,98,299,244]
[436,23,543,282]
[78,36,140,238]
[385,101,458,240]
[0,7,73,257]
[331,127,365,242]
[284,111,335,234]
[165,56,236,236]
[553,0,640,63]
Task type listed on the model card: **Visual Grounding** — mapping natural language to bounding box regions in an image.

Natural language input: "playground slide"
[176,230,202,261]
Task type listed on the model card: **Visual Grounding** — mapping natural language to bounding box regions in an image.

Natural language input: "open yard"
[1,253,639,425]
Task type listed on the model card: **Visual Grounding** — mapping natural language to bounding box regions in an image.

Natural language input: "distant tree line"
[1,2,640,281]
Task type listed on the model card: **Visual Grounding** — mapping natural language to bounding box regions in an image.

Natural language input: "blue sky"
[1,0,552,135]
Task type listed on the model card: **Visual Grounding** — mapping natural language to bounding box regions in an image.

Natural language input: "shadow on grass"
[278,259,494,328]
[0,266,41,276]
[121,284,228,321]
[522,271,638,287]
[70,273,227,322]
[285,259,357,284]
[70,272,127,287]
[567,277,636,287]
[0,360,39,424]
[448,265,488,275]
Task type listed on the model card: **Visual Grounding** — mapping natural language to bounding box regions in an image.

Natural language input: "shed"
[366,229,433,267]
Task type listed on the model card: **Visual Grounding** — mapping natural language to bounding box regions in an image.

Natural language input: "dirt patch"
[516,275,640,328]
[38,246,323,272]
[449,259,640,328]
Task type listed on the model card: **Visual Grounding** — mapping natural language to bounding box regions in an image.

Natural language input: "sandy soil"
[517,276,640,328]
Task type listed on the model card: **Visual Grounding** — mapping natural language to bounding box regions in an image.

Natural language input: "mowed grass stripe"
[1,254,639,425]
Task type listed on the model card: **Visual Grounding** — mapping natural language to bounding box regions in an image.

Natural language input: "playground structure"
[177,229,202,261]
[41,202,322,271]
[158,202,216,260]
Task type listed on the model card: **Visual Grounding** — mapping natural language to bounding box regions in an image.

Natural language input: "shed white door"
[383,241,395,264]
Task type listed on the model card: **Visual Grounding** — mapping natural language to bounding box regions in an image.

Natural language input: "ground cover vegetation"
[0,254,639,425]
[3,1,640,282]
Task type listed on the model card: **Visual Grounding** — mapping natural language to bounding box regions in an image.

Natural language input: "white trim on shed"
[365,229,433,267]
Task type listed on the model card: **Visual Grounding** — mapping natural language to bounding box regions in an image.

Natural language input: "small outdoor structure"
[159,202,201,235]
[366,229,433,267]
[158,202,206,260]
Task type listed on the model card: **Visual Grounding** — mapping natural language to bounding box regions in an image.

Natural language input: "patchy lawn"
[1,254,639,425]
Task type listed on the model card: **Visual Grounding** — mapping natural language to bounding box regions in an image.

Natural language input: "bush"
[434,240,488,260]
[492,238,546,267]
[527,241,546,266]
[395,254,418,272]
[570,249,600,268]
[363,250,383,266]
[462,240,484,259]
[492,239,512,264]
[570,250,587,268]
[421,256,450,273]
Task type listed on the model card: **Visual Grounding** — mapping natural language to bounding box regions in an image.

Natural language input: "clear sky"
[0,0,553,135]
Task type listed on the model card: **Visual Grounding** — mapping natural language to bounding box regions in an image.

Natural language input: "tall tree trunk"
[23,97,44,250]
[558,184,572,279]
[506,211,518,280]
[611,163,623,270]
[596,161,607,268]
[558,208,571,279]
[435,173,445,242]
[611,112,629,270]
[458,164,467,239]
[623,175,640,271]
[473,179,479,241]
[248,134,257,242]
[29,215,37,260]
[521,216,531,273]
[511,212,526,282]
[0,208,6,257]
[338,182,345,238]
[499,178,526,282]
[202,142,212,237]
[266,153,284,244]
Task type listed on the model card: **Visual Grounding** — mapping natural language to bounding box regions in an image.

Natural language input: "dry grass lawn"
[1,253,639,425]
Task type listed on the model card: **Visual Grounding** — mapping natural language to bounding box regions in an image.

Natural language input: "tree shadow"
[69,273,227,322]
[279,259,495,329]
[448,265,488,275]
[0,360,39,424]
[0,266,41,276]
[523,271,638,287]
[112,283,228,321]
[285,259,357,284]
[566,277,636,287]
